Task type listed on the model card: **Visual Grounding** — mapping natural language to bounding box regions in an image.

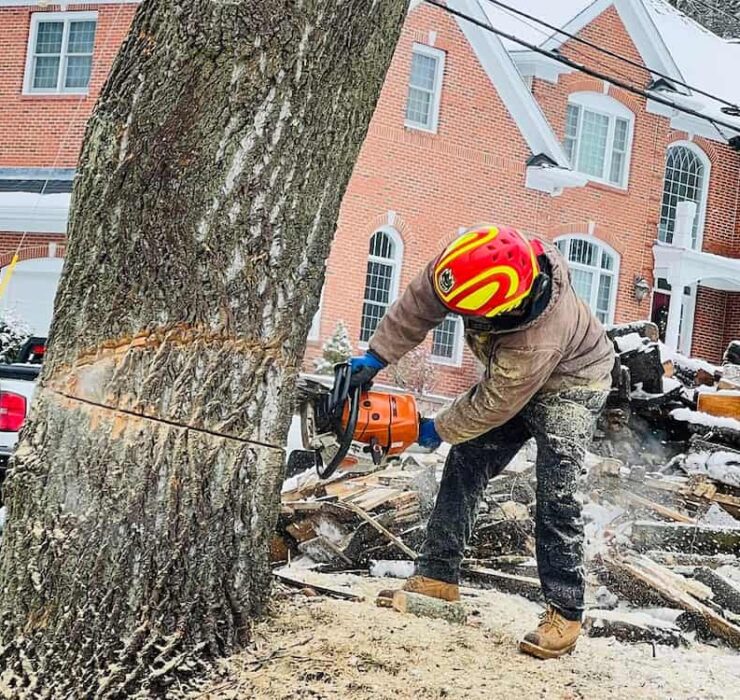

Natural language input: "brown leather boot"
[519,606,581,659]
[377,575,460,606]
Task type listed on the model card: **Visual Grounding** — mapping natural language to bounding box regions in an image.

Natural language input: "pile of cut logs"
[273,326,740,651]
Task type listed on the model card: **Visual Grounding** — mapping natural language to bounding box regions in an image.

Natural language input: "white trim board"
[531,0,688,95]
[449,0,572,169]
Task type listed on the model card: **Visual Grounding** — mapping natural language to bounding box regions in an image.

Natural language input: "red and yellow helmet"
[433,225,541,318]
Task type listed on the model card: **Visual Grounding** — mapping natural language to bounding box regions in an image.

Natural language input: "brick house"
[0,0,137,333]
[1,0,739,398]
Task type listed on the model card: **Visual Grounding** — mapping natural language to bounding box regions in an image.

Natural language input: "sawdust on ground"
[193,572,739,700]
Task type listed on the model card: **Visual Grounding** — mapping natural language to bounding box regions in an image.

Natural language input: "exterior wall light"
[633,276,651,303]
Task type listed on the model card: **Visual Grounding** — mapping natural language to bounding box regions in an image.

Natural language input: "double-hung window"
[556,237,619,325]
[431,314,463,366]
[25,12,97,94]
[563,93,634,188]
[405,44,445,132]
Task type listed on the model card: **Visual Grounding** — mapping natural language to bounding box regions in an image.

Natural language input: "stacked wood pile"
[275,325,740,651]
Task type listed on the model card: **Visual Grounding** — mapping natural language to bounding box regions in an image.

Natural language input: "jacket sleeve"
[369,261,449,365]
[434,343,563,445]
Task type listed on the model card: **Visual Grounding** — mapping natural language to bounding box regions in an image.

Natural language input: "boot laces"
[538,607,565,636]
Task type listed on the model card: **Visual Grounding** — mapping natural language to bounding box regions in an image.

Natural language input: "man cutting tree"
[348,224,614,659]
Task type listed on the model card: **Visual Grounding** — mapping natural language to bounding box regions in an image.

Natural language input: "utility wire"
[424,0,740,136]
[482,0,740,112]
[485,0,654,106]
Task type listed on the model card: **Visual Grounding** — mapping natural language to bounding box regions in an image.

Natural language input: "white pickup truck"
[0,338,45,488]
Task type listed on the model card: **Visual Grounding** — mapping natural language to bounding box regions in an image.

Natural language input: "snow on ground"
[193,571,740,700]
[369,559,416,579]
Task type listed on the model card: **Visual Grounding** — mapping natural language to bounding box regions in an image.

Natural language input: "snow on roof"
[483,0,740,132]
[643,0,740,122]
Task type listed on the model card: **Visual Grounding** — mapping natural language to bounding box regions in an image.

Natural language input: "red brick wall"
[0,3,137,168]
[305,3,547,398]
[691,287,728,363]
[307,4,740,395]
[0,232,66,264]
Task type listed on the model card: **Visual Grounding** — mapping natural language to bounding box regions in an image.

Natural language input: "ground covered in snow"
[192,572,740,700]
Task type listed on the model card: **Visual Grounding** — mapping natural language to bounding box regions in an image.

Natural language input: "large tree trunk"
[0,1,408,696]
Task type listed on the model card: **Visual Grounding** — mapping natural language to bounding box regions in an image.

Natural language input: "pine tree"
[315,320,353,374]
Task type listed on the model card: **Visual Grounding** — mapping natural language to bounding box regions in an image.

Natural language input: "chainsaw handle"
[317,382,359,480]
[328,362,353,415]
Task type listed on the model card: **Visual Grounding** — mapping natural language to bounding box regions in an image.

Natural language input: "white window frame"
[23,11,98,95]
[430,314,464,367]
[563,92,635,189]
[359,226,403,346]
[658,141,711,252]
[555,234,621,325]
[404,43,445,134]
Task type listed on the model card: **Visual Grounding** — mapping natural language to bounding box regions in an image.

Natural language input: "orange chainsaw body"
[341,390,419,459]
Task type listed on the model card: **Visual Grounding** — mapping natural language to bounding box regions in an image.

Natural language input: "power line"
[484,0,676,110]
[424,0,740,137]
[482,0,740,112]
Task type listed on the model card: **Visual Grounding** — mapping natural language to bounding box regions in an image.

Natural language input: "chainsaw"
[292,362,420,480]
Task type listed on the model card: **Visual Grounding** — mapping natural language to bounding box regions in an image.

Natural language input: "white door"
[0,258,64,336]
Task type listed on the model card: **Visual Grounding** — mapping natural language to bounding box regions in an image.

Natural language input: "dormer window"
[563,92,634,188]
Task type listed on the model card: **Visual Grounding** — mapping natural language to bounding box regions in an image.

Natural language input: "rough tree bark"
[0,0,408,696]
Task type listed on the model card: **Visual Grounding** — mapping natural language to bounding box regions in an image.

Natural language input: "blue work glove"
[418,418,442,451]
[348,350,387,388]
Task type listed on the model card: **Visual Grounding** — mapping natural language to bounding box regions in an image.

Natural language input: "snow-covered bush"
[0,312,31,364]
[315,320,353,375]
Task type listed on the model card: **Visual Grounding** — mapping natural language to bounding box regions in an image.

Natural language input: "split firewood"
[618,491,696,524]
[336,501,418,560]
[584,609,689,648]
[697,392,740,422]
[286,519,318,543]
[391,590,467,624]
[462,565,542,601]
[299,536,353,566]
[694,567,740,615]
[619,344,665,394]
[607,321,660,343]
[603,553,740,649]
[631,521,740,556]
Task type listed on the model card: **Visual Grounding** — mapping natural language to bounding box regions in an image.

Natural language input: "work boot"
[376,575,460,606]
[519,606,581,659]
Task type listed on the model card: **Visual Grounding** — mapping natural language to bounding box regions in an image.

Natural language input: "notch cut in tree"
[0,0,409,696]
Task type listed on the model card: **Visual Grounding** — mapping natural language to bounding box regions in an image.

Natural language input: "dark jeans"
[416,388,608,621]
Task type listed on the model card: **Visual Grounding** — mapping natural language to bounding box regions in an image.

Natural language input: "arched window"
[659,143,709,249]
[556,236,619,325]
[359,228,403,342]
[563,92,634,188]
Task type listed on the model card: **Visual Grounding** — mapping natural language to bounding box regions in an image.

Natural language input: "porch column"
[664,202,697,351]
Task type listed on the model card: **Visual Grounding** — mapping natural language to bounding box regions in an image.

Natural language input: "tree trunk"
[0,1,408,696]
